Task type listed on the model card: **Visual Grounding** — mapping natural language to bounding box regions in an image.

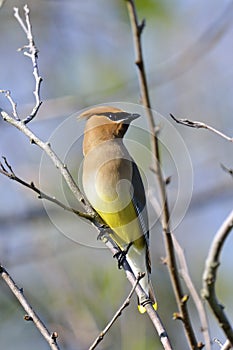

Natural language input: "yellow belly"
[97,200,144,249]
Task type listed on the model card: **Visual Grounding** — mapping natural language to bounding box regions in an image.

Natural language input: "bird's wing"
[131,161,151,273]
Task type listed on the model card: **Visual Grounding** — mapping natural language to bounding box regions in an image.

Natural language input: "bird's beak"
[111,112,141,124]
[129,113,140,120]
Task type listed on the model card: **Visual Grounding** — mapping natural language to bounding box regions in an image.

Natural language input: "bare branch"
[170,114,233,143]
[89,272,173,350]
[13,5,42,123]
[0,89,20,120]
[173,236,211,350]
[0,108,96,215]
[0,264,61,350]
[89,273,145,350]
[0,156,92,220]
[126,1,199,349]
[221,164,233,179]
[202,210,233,345]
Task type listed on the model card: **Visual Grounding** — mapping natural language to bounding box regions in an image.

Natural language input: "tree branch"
[89,273,144,350]
[170,114,233,143]
[0,264,61,350]
[0,89,20,120]
[0,107,96,217]
[173,236,210,350]
[202,210,233,346]
[13,5,42,124]
[0,156,92,220]
[221,164,233,179]
[126,1,199,349]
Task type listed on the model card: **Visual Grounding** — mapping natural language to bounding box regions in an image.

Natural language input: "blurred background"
[0,0,232,349]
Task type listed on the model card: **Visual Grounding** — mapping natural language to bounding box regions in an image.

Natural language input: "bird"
[80,105,156,313]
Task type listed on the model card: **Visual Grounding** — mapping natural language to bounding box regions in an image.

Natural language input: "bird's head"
[79,106,140,154]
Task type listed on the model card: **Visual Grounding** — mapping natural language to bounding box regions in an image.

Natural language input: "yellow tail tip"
[138,302,157,314]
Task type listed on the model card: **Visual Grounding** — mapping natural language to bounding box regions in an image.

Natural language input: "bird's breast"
[82,139,145,246]
[82,140,133,213]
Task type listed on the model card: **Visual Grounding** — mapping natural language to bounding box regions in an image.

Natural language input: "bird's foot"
[96,224,110,241]
[113,242,133,269]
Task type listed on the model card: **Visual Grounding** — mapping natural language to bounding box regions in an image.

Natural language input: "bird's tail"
[126,245,157,313]
[138,280,157,314]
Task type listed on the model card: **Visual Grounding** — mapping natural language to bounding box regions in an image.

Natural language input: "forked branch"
[0,156,92,220]
[14,5,42,123]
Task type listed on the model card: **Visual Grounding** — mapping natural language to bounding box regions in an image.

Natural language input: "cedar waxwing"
[80,106,156,313]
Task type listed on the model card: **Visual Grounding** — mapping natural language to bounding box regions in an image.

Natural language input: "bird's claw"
[113,242,132,269]
[96,224,110,241]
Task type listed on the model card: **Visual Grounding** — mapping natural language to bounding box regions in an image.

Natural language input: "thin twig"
[202,210,233,345]
[0,90,20,120]
[170,114,233,143]
[0,265,61,350]
[221,164,233,179]
[13,5,42,123]
[0,108,96,217]
[89,273,144,350]
[126,1,199,349]
[0,156,93,220]
[173,236,210,350]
